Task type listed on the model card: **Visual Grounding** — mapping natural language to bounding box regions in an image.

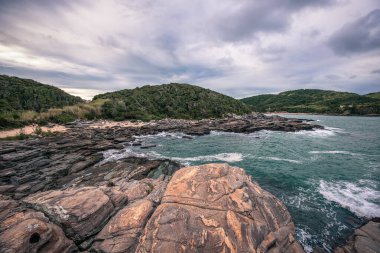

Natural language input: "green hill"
[240,89,380,115]
[366,92,380,99]
[94,83,253,120]
[0,75,83,112]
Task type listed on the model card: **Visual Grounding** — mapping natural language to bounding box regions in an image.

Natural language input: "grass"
[0,99,109,129]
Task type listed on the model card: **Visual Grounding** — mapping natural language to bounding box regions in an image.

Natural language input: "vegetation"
[0,75,83,112]
[0,75,84,129]
[0,75,253,129]
[241,89,380,115]
[366,92,380,99]
[94,83,253,121]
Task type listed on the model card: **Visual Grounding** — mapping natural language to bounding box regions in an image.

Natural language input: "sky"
[0,0,379,100]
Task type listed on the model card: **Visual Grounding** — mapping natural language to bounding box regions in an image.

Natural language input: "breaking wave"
[152,152,245,163]
[257,156,303,164]
[318,180,380,218]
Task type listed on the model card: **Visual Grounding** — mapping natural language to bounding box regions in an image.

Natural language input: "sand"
[0,124,67,139]
[0,120,146,139]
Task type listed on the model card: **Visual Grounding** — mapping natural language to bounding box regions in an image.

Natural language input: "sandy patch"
[88,120,146,129]
[0,124,67,139]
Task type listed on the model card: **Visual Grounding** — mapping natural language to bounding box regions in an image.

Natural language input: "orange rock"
[136,164,305,253]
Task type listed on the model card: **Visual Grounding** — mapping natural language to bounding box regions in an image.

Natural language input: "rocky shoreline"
[0,113,378,252]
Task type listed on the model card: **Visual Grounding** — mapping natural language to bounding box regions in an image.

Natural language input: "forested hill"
[240,89,380,115]
[93,83,253,120]
[0,75,83,112]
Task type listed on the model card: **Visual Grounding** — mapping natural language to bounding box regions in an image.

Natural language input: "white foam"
[258,156,302,164]
[134,132,186,139]
[294,128,336,138]
[99,148,147,164]
[295,228,313,253]
[309,150,359,156]
[318,180,380,218]
[148,152,244,163]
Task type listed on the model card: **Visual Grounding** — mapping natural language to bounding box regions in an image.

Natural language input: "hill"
[240,89,380,115]
[366,92,380,99]
[94,83,253,120]
[0,75,83,112]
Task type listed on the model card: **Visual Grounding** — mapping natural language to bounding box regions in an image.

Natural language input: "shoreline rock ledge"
[0,163,305,253]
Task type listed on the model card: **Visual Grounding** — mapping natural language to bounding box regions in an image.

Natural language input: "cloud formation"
[0,0,379,99]
[328,9,380,55]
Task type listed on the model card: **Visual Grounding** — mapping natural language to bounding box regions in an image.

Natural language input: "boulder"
[23,187,127,244]
[334,219,380,253]
[136,163,305,253]
[0,195,76,253]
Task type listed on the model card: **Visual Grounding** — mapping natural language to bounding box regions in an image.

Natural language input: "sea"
[102,114,380,252]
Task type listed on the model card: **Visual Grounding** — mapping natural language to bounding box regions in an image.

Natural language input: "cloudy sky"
[0,0,379,99]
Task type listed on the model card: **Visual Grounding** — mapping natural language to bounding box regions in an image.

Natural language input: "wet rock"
[334,219,380,253]
[140,144,157,149]
[136,164,305,253]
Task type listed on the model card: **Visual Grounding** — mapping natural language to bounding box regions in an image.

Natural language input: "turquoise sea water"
[104,115,380,252]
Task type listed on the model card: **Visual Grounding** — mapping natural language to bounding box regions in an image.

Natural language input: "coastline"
[266,112,380,117]
[0,114,378,252]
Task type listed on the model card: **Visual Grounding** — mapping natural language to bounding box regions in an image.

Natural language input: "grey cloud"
[328,9,380,55]
[0,0,379,99]
[216,0,335,41]
[325,74,341,81]
[371,69,380,74]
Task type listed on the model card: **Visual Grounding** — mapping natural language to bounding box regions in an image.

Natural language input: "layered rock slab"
[136,163,305,253]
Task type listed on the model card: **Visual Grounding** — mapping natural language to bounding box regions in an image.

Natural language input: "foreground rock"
[334,219,380,253]
[0,163,306,252]
[136,164,305,253]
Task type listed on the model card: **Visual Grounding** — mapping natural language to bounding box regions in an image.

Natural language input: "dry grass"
[37,99,108,121]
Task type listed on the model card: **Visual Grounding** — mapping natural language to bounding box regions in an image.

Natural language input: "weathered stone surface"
[136,164,305,253]
[92,199,154,253]
[23,187,124,244]
[0,195,76,253]
[334,220,380,253]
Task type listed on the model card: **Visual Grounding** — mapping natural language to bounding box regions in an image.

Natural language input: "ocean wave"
[148,151,244,163]
[295,228,313,253]
[134,132,187,139]
[257,156,303,164]
[294,128,336,138]
[99,148,147,164]
[318,180,380,218]
[309,150,359,156]
[294,126,346,138]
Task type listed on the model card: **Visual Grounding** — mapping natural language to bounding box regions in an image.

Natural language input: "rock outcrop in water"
[0,114,323,252]
[0,163,305,253]
[334,219,380,253]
